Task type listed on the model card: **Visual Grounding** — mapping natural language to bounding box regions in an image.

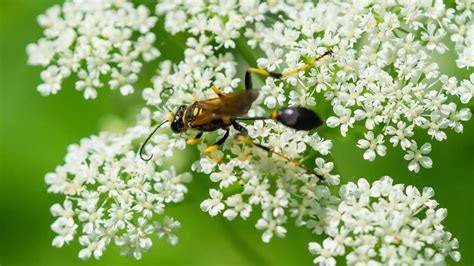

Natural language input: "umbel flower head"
[158,0,473,172]
[143,50,340,245]
[249,0,474,172]
[309,176,460,265]
[45,109,190,260]
[27,0,159,99]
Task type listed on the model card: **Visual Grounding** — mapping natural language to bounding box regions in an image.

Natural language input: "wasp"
[139,50,333,179]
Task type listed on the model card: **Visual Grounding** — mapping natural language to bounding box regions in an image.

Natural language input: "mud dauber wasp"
[139,50,333,179]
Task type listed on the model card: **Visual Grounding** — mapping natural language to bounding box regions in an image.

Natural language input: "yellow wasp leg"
[221,116,231,124]
[211,86,225,97]
[204,129,230,162]
[187,132,203,145]
[235,134,324,180]
[281,50,333,77]
[204,145,222,162]
[244,50,332,91]
[247,67,272,76]
[192,92,198,103]
[246,50,332,80]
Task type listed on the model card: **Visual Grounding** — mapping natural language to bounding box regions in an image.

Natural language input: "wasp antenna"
[160,87,175,112]
[139,120,168,161]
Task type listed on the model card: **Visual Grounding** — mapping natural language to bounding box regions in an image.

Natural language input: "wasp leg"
[232,122,248,136]
[204,129,229,162]
[281,50,332,76]
[245,50,333,90]
[235,133,324,180]
[187,132,203,145]
[192,92,198,103]
[245,68,281,91]
[211,85,225,97]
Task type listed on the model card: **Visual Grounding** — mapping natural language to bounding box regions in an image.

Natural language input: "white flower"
[116,217,154,260]
[75,69,102,99]
[326,105,355,137]
[459,73,473,104]
[210,164,237,188]
[223,194,252,220]
[261,78,286,109]
[108,68,138,96]
[449,3,474,68]
[78,205,104,234]
[308,240,337,266]
[262,189,289,218]
[200,189,225,217]
[257,48,284,71]
[78,235,105,260]
[385,121,414,150]
[356,131,386,161]
[404,142,433,173]
[314,158,340,185]
[51,217,78,248]
[37,65,63,96]
[50,200,75,221]
[421,23,448,53]
[136,33,160,62]
[255,211,287,243]
[155,216,181,246]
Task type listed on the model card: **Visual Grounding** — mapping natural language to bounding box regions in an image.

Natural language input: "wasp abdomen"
[274,107,323,131]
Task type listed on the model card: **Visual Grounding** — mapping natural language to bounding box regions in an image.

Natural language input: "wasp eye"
[170,121,180,133]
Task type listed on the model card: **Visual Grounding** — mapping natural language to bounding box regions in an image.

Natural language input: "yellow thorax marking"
[182,108,187,123]
[222,116,231,124]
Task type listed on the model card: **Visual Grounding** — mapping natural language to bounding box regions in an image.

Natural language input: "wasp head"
[170,105,187,133]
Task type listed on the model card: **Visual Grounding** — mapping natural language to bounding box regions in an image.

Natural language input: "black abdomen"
[275,107,323,130]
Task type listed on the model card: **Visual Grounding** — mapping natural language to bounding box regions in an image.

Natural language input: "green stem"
[235,37,259,66]
[194,173,269,265]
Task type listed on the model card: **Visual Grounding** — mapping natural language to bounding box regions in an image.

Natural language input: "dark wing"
[196,90,258,116]
[189,109,218,127]
[192,90,258,126]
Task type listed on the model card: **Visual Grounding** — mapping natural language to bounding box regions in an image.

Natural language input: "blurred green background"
[1,0,473,265]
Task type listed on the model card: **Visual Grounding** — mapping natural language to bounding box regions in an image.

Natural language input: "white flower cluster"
[143,8,341,242]
[450,0,474,68]
[196,124,340,243]
[45,109,189,260]
[33,0,467,263]
[27,0,159,99]
[239,1,472,172]
[156,0,278,49]
[309,177,460,266]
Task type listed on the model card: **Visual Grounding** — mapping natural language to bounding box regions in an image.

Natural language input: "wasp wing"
[192,90,258,126]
